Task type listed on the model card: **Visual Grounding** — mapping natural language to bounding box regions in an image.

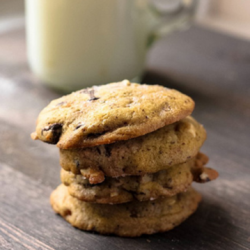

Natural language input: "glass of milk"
[25,0,198,92]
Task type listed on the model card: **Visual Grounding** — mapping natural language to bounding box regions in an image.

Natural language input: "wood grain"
[0,26,249,249]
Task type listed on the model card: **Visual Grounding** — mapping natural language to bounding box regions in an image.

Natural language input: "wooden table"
[0,25,249,250]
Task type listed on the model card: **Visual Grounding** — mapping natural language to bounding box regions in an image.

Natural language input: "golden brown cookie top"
[31,80,194,149]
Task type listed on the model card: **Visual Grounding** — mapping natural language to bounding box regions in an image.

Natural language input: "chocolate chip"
[42,123,62,144]
[130,209,138,218]
[87,131,106,139]
[74,160,80,170]
[88,97,100,101]
[75,123,85,130]
[175,124,181,132]
[42,123,62,133]
[104,145,112,157]
[96,147,101,155]
[64,209,72,216]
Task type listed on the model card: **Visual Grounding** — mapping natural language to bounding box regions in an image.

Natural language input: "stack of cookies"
[31,80,218,237]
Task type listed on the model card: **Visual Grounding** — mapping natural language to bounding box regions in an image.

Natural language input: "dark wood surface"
[0,25,250,250]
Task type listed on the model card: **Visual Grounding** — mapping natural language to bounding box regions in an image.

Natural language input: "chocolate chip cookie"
[61,152,218,204]
[50,184,201,237]
[60,116,206,184]
[31,80,218,237]
[31,80,194,149]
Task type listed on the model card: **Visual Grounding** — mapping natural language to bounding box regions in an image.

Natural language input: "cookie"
[31,80,194,149]
[60,116,206,184]
[61,153,218,204]
[50,184,201,237]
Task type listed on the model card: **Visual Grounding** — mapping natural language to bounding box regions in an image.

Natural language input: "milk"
[25,0,152,92]
[25,0,196,92]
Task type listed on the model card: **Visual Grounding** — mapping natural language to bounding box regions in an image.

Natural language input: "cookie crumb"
[200,172,211,182]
